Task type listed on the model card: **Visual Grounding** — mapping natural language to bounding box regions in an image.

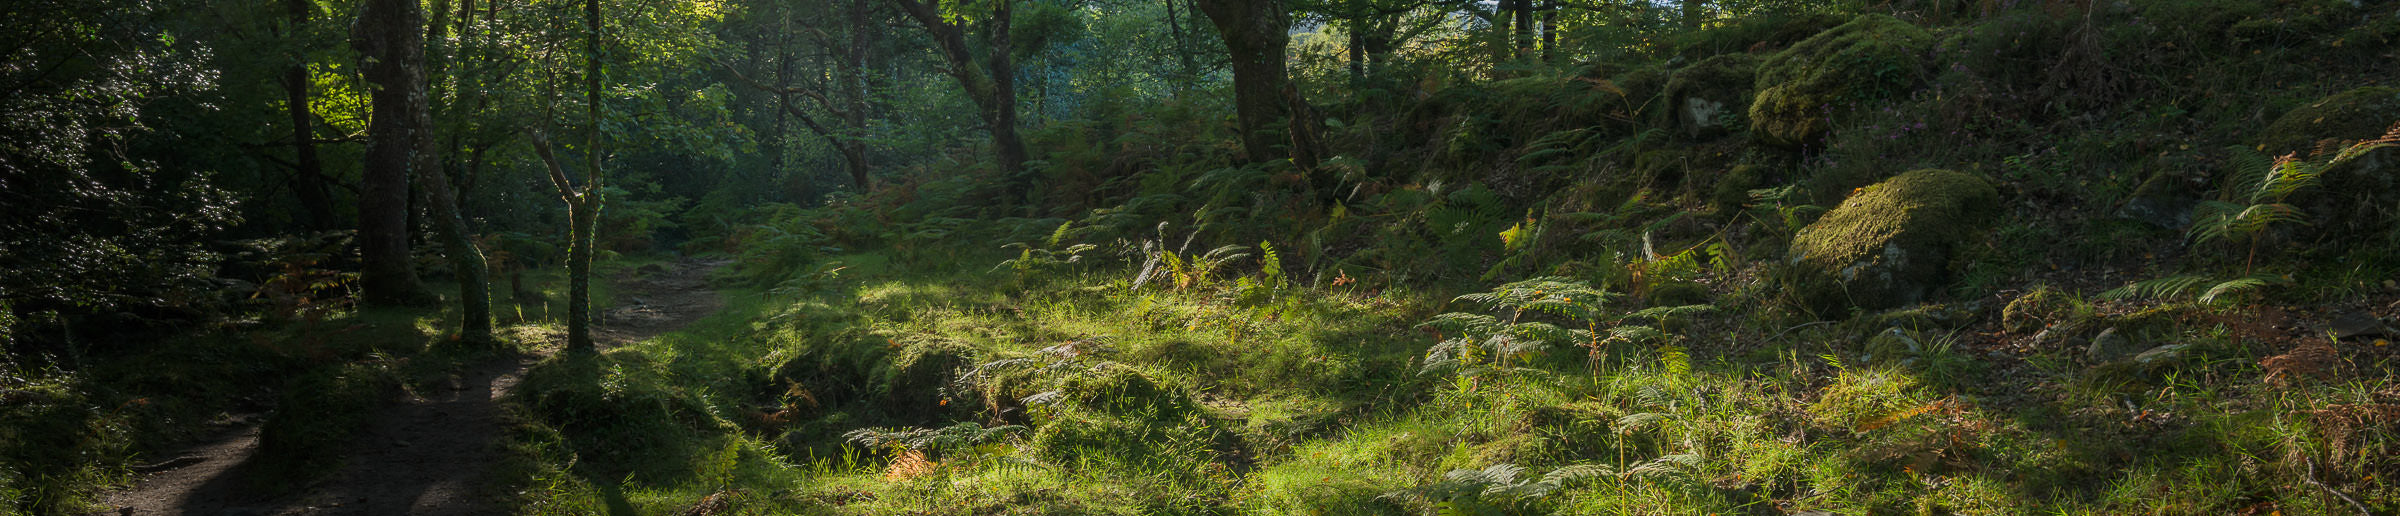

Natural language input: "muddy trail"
[98,258,729,516]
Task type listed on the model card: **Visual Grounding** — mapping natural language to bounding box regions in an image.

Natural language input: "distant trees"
[893,0,1032,194]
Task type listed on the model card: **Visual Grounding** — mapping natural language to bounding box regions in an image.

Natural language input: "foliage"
[994,222,1096,283]
[1420,277,1611,375]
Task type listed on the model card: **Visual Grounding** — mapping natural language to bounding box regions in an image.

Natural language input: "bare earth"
[97,258,728,516]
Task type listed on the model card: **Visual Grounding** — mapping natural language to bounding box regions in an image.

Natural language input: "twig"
[2305,455,2372,516]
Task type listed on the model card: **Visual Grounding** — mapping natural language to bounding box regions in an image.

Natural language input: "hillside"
[5,0,2400,514]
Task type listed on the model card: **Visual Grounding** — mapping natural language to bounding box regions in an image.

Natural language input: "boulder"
[1663,53,1762,140]
[1748,14,1934,147]
[1785,169,1999,313]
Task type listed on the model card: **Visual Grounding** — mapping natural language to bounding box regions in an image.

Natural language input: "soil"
[95,258,728,516]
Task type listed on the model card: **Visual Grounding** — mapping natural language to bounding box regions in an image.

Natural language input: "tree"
[351,0,439,308]
[892,0,1030,194]
[717,0,879,191]
[1195,0,1323,170]
[526,0,608,353]
[280,0,338,230]
[353,0,494,342]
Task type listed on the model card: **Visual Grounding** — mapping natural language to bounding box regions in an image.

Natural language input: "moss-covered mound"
[1786,169,1999,314]
[2258,86,2400,155]
[1664,53,1761,140]
[1748,14,1934,147]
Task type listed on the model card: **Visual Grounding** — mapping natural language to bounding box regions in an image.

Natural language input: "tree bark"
[564,0,605,352]
[354,0,492,341]
[352,0,436,308]
[1195,0,1300,166]
[1512,0,1533,59]
[1541,0,1556,63]
[892,0,1027,193]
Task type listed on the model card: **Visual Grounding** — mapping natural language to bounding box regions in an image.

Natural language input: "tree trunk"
[564,0,605,352]
[842,0,873,191]
[1541,0,1556,63]
[352,0,435,307]
[1682,0,1706,31]
[893,0,1027,193]
[355,0,491,341]
[1346,11,1366,81]
[285,0,335,230]
[1195,0,1295,166]
[1513,0,1533,59]
[422,0,492,345]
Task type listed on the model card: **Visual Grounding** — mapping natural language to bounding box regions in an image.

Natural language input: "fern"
[1386,463,1615,509]
[2100,273,2283,306]
[844,422,1027,457]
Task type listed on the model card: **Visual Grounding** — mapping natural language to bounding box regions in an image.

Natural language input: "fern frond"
[2101,274,2213,301]
[2198,274,2284,305]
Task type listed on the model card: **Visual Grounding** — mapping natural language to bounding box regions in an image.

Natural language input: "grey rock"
[2086,328,2140,363]
[2132,343,2192,366]
[2329,311,2391,339]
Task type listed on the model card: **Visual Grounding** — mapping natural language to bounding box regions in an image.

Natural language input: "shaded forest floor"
[93,258,727,516]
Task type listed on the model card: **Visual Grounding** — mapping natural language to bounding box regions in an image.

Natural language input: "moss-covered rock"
[1748,14,1934,148]
[1785,169,1998,313]
[2258,86,2400,155]
[1664,54,1761,140]
[2001,287,2072,333]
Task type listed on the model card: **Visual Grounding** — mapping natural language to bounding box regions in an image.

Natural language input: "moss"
[1672,11,1849,59]
[1663,54,1762,140]
[1785,169,1999,314]
[2257,86,2400,155]
[2001,287,2072,333]
[1748,14,1934,148]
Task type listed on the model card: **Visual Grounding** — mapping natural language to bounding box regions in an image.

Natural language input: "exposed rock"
[1785,169,2000,314]
[2131,343,2192,367]
[1664,54,1762,140]
[2085,328,2140,364]
[2330,311,2392,339]
[1749,14,1934,147]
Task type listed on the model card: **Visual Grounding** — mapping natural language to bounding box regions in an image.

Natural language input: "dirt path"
[97,258,728,516]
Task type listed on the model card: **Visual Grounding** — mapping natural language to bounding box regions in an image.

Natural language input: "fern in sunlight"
[1421,277,1614,375]
[2100,273,2285,306]
[1383,463,1614,513]
[994,221,1096,284]
[2189,145,2321,275]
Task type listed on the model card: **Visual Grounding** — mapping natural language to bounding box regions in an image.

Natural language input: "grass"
[485,241,2400,515]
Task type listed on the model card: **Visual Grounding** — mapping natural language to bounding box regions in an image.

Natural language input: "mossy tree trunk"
[354,0,493,343]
